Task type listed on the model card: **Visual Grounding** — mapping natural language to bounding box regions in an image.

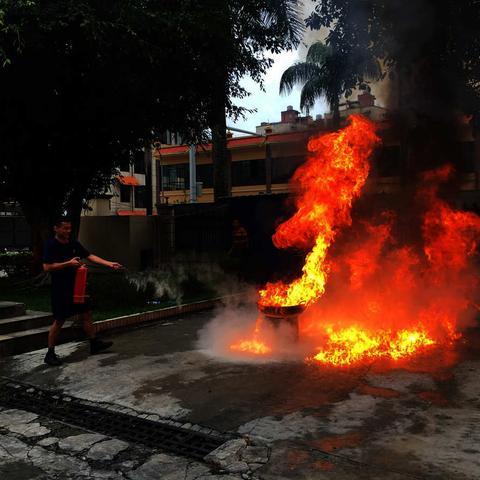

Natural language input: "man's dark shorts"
[43,238,92,323]
[52,297,92,323]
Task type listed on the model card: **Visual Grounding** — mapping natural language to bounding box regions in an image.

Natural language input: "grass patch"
[0,269,217,322]
[0,279,51,313]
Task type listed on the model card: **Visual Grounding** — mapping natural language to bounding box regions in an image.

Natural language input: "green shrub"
[0,250,32,278]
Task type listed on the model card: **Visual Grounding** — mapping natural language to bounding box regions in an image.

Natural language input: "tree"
[0,0,304,246]
[305,0,480,206]
[203,0,303,201]
[306,1,480,120]
[0,0,228,267]
[279,40,381,127]
[0,0,305,271]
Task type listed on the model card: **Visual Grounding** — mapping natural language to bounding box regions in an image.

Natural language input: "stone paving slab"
[8,422,50,438]
[0,408,38,427]
[87,439,130,461]
[0,410,233,480]
[58,433,107,452]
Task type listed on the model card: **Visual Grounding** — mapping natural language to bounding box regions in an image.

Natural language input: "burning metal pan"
[257,303,305,318]
[257,303,306,341]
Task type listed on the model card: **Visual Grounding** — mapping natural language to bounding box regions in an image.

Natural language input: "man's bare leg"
[48,319,64,348]
[83,312,113,354]
[45,319,65,366]
[82,311,95,339]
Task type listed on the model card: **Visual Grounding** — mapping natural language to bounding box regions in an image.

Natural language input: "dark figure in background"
[43,218,123,366]
[229,219,249,255]
[228,219,249,279]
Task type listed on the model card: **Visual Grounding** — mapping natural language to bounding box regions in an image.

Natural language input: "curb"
[93,296,228,334]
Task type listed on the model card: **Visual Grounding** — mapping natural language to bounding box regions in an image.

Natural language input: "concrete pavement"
[1,308,480,479]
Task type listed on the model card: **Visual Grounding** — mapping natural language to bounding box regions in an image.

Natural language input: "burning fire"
[258,115,380,307]
[229,115,480,366]
[311,326,436,367]
[229,317,272,355]
[230,339,271,355]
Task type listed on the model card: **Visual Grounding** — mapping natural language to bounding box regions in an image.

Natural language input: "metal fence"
[173,207,230,253]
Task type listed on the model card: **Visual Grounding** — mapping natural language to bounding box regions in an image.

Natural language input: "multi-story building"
[85,91,479,215]
[324,90,388,124]
[255,91,387,136]
[154,92,389,206]
[155,130,312,205]
[256,105,323,135]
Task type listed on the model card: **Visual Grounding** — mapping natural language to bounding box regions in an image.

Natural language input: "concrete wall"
[83,198,112,216]
[79,216,156,271]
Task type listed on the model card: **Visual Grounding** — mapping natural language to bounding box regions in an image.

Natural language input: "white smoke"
[127,253,243,305]
[197,289,313,363]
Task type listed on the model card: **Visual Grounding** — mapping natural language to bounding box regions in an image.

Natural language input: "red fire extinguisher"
[73,265,88,304]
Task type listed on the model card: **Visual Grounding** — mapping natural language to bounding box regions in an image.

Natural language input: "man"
[228,219,250,280]
[229,219,249,255]
[43,217,123,366]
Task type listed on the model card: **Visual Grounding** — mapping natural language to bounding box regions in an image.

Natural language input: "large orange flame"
[311,326,435,366]
[229,115,480,365]
[259,115,380,307]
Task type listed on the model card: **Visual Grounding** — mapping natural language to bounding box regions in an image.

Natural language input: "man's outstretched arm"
[87,254,123,270]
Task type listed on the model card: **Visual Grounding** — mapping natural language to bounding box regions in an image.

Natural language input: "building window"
[165,131,183,145]
[197,164,213,188]
[232,159,266,186]
[134,186,147,208]
[162,163,189,190]
[271,156,304,184]
[120,185,131,203]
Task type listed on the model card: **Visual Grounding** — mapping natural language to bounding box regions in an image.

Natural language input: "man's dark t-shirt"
[43,239,90,320]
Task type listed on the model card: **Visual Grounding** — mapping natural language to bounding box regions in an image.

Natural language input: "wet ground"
[1,308,480,479]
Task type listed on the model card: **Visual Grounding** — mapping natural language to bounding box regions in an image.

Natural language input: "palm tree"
[280,41,381,128]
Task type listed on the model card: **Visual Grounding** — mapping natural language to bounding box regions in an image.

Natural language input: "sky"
[229,50,328,136]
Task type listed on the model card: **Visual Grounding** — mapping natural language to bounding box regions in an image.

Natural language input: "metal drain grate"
[0,378,226,461]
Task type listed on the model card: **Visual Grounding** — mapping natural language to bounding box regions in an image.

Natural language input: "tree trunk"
[211,92,231,202]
